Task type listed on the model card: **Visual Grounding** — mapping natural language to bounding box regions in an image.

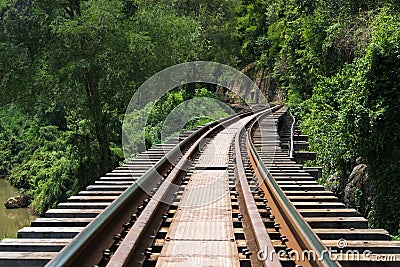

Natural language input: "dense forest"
[0,0,399,237]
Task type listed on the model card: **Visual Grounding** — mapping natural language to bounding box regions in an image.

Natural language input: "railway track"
[0,105,399,266]
[247,108,400,266]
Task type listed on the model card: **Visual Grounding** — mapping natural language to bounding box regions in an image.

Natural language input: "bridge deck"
[156,121,247,266]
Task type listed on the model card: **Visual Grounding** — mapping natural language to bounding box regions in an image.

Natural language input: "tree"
[1,0,203,177]
[171,0,241,65]
[0,0,203,213]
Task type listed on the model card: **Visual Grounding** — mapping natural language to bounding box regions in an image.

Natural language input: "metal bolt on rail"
[145,248,152,258]
[102,249,111,263]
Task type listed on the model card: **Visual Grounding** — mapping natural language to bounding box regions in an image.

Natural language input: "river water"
[0,178,37,239]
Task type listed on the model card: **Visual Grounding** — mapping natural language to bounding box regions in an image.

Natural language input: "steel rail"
[46,107,263,267]
[246,111,341,267]
[107,106,272,266]
[108,115,236,265]
[234,105,282,267]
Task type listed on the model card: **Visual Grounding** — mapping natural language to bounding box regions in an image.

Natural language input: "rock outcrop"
[343,162,372,216]
[325,172,342,196]
[4,195,31,209]
[324,157,373,217]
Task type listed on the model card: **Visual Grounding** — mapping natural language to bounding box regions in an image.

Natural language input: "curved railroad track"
[0,105,399,267]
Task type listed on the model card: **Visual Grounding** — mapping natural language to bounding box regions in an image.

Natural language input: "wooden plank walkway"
[156,121,249,266]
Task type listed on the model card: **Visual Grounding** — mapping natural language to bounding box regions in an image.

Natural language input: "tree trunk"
[85,74,109,177]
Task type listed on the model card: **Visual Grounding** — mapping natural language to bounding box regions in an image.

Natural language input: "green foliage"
[130,8,202,70]
[170,0,241,65]
[0,105,30,175]
[1,0,397,236]
[14,147,78,215]
[0,0,210,215]
[0,104,128,215]
[238,0,400,234]
[392,229,400,241]
[183,117,214,132]
[297,6,400,233]
[0,107,76,214]
[124,88,228,157]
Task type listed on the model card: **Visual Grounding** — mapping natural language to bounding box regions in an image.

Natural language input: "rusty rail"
[234,105,282,267]
[246,112,340,267]
[46,108,264,267]
[2,105,399,266]
[108,115,243,266]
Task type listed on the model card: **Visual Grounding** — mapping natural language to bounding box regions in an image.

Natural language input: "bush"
[297,6,400,233]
